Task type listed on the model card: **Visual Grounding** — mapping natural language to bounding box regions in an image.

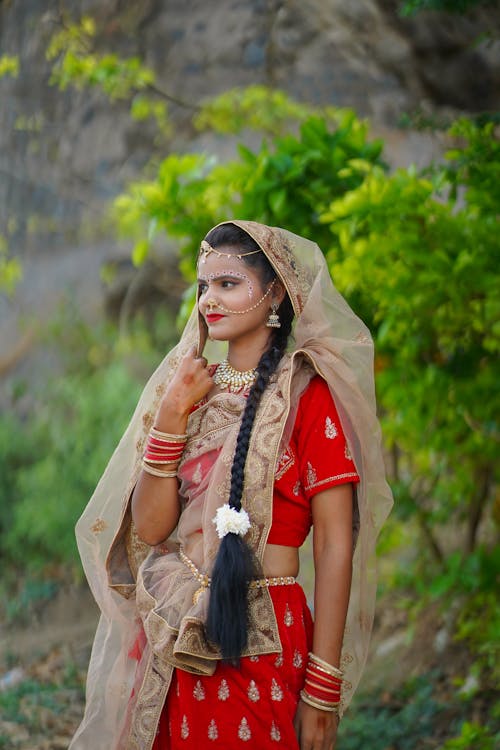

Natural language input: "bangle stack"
[141,428,187,479]
[300,652,343,714]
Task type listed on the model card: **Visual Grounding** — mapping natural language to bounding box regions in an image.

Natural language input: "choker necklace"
[213,359,257,391]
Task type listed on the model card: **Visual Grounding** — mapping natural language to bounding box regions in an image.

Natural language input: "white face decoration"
[197,269,255,299]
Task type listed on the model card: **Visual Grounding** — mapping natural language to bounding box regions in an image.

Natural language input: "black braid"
[206,288,294,664]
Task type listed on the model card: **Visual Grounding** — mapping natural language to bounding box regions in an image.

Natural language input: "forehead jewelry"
[204,280,275,315]
[199,239,262,263]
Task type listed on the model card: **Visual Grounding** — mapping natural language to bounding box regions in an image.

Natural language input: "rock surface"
[1,0,498,250]
[0,0,498,386]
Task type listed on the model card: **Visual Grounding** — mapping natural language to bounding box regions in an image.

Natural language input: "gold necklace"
[213,359,257,391]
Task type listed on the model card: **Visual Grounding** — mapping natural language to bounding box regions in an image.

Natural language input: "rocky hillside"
[1,0,498,250]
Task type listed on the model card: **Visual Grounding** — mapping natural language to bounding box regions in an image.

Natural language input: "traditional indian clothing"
[70,221,393,750]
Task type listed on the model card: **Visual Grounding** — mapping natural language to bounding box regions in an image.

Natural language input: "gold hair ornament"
[200,239,262,263]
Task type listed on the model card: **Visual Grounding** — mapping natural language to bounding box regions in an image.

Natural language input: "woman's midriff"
[262,543,299,578]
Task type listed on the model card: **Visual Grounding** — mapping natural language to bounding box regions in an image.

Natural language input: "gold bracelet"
[308,652,344,679]
[141,459,178,478]
[142,457,181,466]
[150,427,187,442]
[300,690,339,714]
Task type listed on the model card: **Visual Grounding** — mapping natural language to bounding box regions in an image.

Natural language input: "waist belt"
[179,548,296,605]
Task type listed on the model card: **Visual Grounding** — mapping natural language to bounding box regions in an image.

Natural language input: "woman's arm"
[131,349,213,545]
[295,482,353,750]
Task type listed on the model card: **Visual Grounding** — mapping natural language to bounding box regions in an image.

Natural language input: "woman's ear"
[273,279,287,307]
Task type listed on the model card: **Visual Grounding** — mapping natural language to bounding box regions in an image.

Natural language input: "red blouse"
[192,371,359,548]
[268,376,359,547]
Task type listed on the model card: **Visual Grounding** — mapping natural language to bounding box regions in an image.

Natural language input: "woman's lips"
[205,313,225,323]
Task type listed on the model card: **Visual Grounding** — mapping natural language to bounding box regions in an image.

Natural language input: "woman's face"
[197,245,279,346]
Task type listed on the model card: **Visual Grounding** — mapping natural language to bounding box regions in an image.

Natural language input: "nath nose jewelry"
[204,281,275,316]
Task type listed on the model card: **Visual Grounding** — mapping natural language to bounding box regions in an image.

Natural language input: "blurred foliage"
[0,235,22,295]
[399,0,496,14]
[0,54,19,78]
[46,16,170,135]
[1,364,141,571]
[338,669,499,749]
[194,85,318,136]
[440,720,499,750]
[0,304,177,585]
[113,105,383,276]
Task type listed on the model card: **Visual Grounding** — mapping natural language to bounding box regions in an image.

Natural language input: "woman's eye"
[221,280,236,288]
[198,282,208,294]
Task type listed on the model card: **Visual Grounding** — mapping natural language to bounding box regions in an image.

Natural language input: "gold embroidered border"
[305,472,360,492]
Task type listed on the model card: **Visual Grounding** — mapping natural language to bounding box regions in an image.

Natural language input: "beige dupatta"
[70,221,393,750]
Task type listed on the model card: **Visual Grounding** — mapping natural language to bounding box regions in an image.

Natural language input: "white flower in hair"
[213,504,251,539]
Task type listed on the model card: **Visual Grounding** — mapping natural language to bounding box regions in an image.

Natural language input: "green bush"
[2,363,142,570]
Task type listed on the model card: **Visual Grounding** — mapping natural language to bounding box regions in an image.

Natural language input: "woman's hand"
[294,700,339,750]
[156,347,213,430]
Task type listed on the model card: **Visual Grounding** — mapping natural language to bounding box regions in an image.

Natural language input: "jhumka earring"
[266,303,281,328]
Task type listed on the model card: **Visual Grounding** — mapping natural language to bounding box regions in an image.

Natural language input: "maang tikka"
[266,303,281,328]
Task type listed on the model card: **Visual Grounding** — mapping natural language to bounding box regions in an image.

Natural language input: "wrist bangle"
[150,427,187,442]
[300,689,339,714]
[308,652,344,679]
[141,459,178,478]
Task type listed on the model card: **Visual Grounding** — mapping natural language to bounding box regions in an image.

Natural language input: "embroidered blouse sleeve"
[296,376,360,500]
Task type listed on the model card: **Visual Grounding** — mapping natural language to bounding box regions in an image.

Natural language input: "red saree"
[153,584,313,748]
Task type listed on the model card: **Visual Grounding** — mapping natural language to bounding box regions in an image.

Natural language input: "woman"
[70,221,392,750]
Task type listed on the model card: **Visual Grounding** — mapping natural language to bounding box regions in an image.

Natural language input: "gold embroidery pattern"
[271,721,281,742]
[293,649,303,668]
[142,411,154,432]
[293,480,301,496]
[325,416,338,439]
[247,679,260,702]
[238,717,252,741]
[284,604,294,627]
[249,655,259,663]
[275,446,295,479]
[192,462,202,485]
[193,679,205,701]
[274,653,284,668]
[305,472,359,492]
[181,715,189,739]
[208,719,218,741]
[270,678,283,701]
[345,444,353,461]
[90,518,107,534]
[218,678,230,701]
[306,461,317,487]
[128,654,172,750]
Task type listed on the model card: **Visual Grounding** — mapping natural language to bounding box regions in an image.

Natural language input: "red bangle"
[304,681,341,702]
[306,665,342,686]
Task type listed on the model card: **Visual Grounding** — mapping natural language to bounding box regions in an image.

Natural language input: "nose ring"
[206,299,219,312]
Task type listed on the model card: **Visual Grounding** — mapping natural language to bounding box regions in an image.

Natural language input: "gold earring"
[266,303,281,328]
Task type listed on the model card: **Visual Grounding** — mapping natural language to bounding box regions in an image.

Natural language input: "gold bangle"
[141,460,178,478]
[308,652,344,679]
[142,457,181,465]
[150,427,187,442]
[300,690,339,713]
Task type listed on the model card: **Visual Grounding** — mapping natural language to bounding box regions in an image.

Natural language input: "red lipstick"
[206,313,225,323]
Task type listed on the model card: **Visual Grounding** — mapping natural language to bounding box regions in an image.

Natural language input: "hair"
[204,224,295,664]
